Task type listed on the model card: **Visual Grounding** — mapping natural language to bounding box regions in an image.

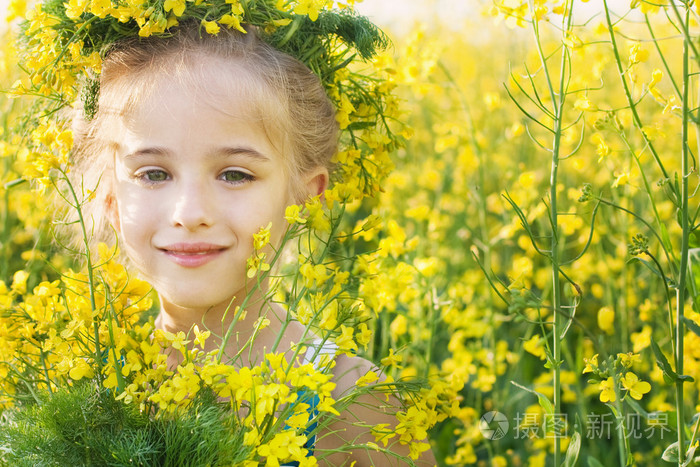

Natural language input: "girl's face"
[110,63,294,313]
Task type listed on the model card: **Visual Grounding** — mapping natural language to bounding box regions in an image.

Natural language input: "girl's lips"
[159,243,228,268]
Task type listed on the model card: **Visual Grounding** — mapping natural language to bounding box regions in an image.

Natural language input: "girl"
[64,16,436,467]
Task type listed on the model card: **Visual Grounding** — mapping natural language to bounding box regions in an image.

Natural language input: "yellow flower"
[299,262,331,289]
[253,222,272,250]
[663,95,681,115]
[69,358,95,380]
[246,251,270,278]
[6,0,27,21]
[355,322,372,349]
[319,300,338,330]
[573,94,596,112]
[63,0,88,19]
[285,204,306,224]
[255,317,270,331]
[523,335,547,360]
[631,325,652,353]
[89,0,112,17]
[611,171,630,188]
[293,0,327,21]
[649,68,663,89]
[243,427,261,446]
[335,324,358,355]
[597,306,615,334]
[219,13,246,33]
[257,428,308,463]
[335,93,355,129]
[316,396,339,415]
[356,370,379,387]
[629,43,649,64]
[621,372,651,400]
[371,423,396,446]
[389,314,407,340]
[617,352,641,368]
[599,377,616,403]
[380,348,403,368]
[592,134,610,162]
[163,0,186,16]
[305,196,330,232]
[582,354,598,374]
[192,325,210,348]
[11,270,29,295]
[202,20,220,35]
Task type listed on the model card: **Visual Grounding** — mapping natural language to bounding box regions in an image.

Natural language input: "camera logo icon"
[479,411,509,440]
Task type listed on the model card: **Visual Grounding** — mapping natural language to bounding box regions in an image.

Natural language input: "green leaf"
[660,222,673,253]
[511,381,554,415]
[682,315,700,338]
[562,430,581,467]
[651,337,679,384]
[628,257,673,283]
[660,438,697,466]
[684,443,698,467]
[624,397,649,418]
[587,457,606,467]
[662,441,680,463]
[689,230,700,249]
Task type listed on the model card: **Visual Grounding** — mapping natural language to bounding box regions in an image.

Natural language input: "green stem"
[528,1,574,462]
[668,1,700,68]
[674,5,691,465]
[602,1,670,182]
[613,396,631,466]
[645,16,682,100]
[59,168,102,378]
[616,130,676,271]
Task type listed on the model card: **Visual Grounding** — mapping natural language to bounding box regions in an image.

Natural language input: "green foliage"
[266,9,389,71]
[0,383,250,466]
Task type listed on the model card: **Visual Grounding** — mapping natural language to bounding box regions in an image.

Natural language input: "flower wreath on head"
[14,0,404,202]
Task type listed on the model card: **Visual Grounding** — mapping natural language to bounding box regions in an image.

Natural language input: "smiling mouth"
[161,243,228,253]
[159,243,229,267]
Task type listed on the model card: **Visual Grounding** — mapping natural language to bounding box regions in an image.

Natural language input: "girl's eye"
[136,169,169,183]
[220,170,254,184]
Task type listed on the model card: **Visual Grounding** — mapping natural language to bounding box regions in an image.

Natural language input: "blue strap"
[281,390,320,466]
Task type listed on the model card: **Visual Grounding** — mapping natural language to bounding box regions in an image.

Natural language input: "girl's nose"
[171,181,214,230]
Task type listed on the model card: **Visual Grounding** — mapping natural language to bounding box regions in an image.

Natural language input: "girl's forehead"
[128,57,264,117]
[101,55,290,161]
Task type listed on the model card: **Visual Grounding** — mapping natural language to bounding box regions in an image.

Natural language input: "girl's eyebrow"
[122,147,168,159]
[216,146,271,162]
[122,146,271,162]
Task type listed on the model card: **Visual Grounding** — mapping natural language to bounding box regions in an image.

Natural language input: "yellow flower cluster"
[333,5,699,462]
[0,245,151,407]
[0,245,348,465]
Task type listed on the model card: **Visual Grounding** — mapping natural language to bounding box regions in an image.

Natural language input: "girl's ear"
[304,166,329,198]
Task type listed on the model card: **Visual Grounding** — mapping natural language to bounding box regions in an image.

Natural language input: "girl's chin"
[158,291,240,314]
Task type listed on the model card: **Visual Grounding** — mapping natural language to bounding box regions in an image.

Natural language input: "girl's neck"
[154,289,295,367]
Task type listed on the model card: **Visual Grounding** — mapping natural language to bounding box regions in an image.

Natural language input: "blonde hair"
[71,21,338,248]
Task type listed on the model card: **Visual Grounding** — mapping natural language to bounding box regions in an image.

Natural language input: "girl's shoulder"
[333,353,374,391]
[312,348,420,465]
